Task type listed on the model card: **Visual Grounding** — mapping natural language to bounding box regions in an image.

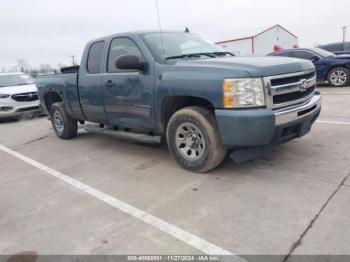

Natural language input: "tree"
[39,64,53,74]
[16,59,30,73]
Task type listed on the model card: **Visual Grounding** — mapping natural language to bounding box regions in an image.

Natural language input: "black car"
[269,48,350,87]
[319,42,350,55]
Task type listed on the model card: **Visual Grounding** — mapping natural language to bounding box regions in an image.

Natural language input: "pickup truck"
[37,31,322,172]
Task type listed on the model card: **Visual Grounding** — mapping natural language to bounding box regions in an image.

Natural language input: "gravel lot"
[0,87,349,261]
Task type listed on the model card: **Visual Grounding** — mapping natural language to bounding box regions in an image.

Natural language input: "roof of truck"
[89,30,190,42]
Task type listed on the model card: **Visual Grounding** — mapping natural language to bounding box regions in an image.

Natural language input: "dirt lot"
[0,87,349,261]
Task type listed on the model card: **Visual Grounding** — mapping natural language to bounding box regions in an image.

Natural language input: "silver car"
[0,72,41,119]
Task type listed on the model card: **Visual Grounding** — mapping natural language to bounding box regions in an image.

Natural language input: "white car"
[0,72,41,119]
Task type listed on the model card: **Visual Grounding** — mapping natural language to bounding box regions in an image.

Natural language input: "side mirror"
[309,55,320,62]
[115,55,147,71]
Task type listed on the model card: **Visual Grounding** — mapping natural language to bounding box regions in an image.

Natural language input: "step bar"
[84,124,162,144]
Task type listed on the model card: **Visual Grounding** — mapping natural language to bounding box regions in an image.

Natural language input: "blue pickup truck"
[37,31,321,172]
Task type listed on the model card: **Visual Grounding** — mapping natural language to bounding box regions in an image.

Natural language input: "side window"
[323,43,344,52]
[291,51,315,60]
[87,41,105,74]
[274,51,291,57]
[345,43,350,51]
[108,38,143,72]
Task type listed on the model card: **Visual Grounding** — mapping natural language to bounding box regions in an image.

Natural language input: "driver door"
[101,37,154,130]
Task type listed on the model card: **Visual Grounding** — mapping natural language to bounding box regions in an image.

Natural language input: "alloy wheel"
[175,122,206,161]
[53,110,64,133]
[330,69,347,86]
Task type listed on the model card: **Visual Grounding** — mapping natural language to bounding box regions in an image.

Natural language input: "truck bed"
[36,72,85,120]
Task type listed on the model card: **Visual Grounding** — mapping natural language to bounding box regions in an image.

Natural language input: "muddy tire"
[166,106,226,173]
[50,102,77,139]
[327,67,350,87]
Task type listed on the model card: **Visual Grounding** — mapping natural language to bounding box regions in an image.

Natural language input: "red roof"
[215,24,298,44]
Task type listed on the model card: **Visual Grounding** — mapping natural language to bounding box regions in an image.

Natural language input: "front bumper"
[0,98,41,118]
[215,91,322,149]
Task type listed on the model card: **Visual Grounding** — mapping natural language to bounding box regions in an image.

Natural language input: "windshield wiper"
[165,52,234,61]
[211,51,234,57]
[165,53,216,60]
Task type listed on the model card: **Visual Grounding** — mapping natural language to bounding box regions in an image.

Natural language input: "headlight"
[223,78,265,108]
[0,94,10,99]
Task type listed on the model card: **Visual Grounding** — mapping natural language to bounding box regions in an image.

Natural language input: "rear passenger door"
[101,37,154,130]
[78,41,108,123]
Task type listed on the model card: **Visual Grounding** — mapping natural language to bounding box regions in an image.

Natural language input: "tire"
[50,102,77,139]
[166,106,226,173]
[327,67,350,87]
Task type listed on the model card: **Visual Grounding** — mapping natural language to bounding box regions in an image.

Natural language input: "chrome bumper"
[274,91,322,126]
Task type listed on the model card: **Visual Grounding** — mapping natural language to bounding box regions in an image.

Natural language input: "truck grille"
[11,92,38,102]
[264,69,316,109]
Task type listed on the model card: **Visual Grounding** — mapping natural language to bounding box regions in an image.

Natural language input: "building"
[216,24,299,56]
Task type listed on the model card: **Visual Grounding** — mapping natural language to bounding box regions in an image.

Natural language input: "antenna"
[155,0,165,60]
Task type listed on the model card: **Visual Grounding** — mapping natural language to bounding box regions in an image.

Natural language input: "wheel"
[166,106,226,173]
[50,102,77,139]
[327,67,350,87]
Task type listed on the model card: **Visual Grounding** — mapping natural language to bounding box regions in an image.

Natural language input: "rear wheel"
[50,102,77,139]
[166,106,226,173]
[327,67,350,87]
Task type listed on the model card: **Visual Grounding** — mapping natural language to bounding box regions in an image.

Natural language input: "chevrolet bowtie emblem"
[300,79,309,92]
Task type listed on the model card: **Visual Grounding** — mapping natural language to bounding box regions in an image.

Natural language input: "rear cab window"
[87,41,105,74]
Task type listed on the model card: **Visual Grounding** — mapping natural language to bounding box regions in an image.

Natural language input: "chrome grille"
[11,92,38,102]
[263,69,316,109]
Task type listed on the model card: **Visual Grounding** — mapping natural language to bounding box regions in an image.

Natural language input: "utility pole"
[342,26,347,43]
[69,55,76,66]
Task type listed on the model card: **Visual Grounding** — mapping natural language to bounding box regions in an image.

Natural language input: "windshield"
[140,32,230,62]
[0,74,35,88]
[310,48,335,58]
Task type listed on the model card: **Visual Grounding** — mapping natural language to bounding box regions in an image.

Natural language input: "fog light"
[0,106,13,111]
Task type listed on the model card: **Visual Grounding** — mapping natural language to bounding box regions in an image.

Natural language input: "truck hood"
[0,84,37,95]
[174,56,314,77]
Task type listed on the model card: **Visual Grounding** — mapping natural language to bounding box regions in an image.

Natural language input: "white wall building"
[216,24,298,56]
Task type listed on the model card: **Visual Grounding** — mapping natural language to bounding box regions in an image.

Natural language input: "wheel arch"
[160,95,215,131]
[326,64,349,79]
[43,91,63,115]
[326,65,350,86]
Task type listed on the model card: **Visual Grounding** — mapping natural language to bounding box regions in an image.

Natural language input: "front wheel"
[327,67,350,87]
[51,102,77,139]
[166,106,226,173]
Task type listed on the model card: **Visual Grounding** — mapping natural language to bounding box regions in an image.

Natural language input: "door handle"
[104,80,116,87]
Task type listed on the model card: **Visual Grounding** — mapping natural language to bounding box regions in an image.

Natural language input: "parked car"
[319,42,350,55]
[37,31,321,172]
[269,48,350,87]
[0,72,41,119]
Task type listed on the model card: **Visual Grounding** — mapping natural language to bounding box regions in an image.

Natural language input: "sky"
[0,0,349,68]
